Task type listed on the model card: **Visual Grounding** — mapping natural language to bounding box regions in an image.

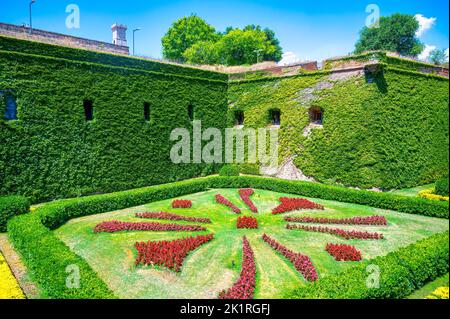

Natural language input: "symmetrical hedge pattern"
[6,176,449,298]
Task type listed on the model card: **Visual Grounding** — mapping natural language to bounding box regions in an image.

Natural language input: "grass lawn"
[408,273,449,299]
[390,183,435,197]
[54,188,449,299]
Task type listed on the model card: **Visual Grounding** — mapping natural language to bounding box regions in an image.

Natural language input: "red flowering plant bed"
[215,194,241,214]
[239,189,258,213]
[136,212,211,223]
[172,199,192,208]
[135,234,214,272]
[236,216,258,229]
[272,197,324,215]
[326,243,362,261]
[219,236,256,299]
[262,234,318,282]
[286,224,384,240]
[284,215,387,226]
[93,221,206,233]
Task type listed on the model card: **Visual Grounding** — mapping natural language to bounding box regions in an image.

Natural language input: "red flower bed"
[261,234,318,282]
[219,236,256,299]
[136,212,211,223]
[239,189,258,213]
[172,199,192,208]
[286,224,384,240]
[284,215,387,226]
[93,221,206,233]
[215,194,241,214]
[272,197,324,214]
[135,234,214,272]
[326,243,362,261]
[236,216,258,229]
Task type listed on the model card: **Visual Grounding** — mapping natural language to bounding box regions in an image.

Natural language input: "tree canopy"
[161,15,219,62]
[429,49,448,65]
[162,15,283,65]
[354,13,424,57]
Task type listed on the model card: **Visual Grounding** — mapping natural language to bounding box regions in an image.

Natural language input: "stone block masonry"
[0,22,129,55]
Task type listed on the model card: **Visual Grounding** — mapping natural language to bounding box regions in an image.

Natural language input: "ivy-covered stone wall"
[0,36,228,202]
[228,65,449,190]
[1,36,448,202]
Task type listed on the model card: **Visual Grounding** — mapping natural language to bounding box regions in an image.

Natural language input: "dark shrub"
[435,177,449,196]
[219,165,240,176]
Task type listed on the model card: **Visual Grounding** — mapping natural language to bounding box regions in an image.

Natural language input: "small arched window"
[188,104,194,121]
[269,109,281,126]
[234,110,244,126]
[309,107,323,125]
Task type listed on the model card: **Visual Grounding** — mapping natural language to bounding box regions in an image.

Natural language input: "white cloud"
[418,44,436,61]
[278,52,309,66]
[445,48,449,62]
[415,14,436,37]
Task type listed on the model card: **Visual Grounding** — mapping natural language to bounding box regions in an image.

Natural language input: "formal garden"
[1,174,448,299]
[0,11,449,300]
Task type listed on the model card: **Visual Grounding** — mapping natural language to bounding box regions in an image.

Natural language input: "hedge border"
[7,175,449,299]
[0,195,29,232]
[288,231,449,299]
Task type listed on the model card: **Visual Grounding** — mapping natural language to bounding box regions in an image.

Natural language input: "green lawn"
[54,188,449,299]
[408,273,449,299]
[389,183,435,197]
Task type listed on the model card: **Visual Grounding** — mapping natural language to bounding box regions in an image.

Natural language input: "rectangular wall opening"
[144,102,150,122]
[84,100,94,121]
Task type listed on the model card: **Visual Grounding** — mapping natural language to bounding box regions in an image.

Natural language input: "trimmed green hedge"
[7,176,448,298]
[0,195,29,232]
[219,164,240,176]
[435,177,449,196]
[288,231,449,299]
[212,176,449,218]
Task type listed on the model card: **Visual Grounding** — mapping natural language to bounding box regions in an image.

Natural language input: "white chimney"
[111,23,128,47]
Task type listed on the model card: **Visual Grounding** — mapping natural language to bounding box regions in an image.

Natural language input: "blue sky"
[1,0,448,62]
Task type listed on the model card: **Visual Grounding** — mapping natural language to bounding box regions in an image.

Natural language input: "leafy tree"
[429,48,447,65]
[355,13,424,57]
[218,29,272,65]
[183,41,220,65]
[243,25,283,62]
[162,15,219,62]
[184,28,281,66]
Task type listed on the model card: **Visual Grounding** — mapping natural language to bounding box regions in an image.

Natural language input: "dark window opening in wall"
[234,110,244,126]
[84,100,94,121]
[2,93,18,121]
[270,109,281,126]
[188,104,194,121]
[144,102,150,122]
[309,107,323,125]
